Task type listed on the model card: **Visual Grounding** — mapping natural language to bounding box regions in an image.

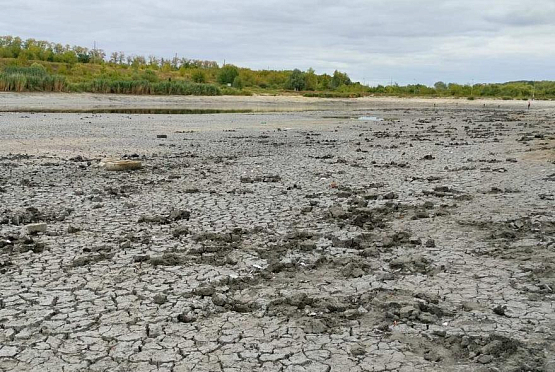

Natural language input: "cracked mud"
[0,96,554,371]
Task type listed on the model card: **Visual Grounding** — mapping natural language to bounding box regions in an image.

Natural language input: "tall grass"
[69,79,221,95]
[0,65,67,92]
[0,66,221,95]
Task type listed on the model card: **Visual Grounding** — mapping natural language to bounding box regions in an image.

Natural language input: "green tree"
[331,70,351,89]
[318,74,332,90]
[434,81,447,90]
[304,68,318,91]
[287,69,305,91]
[77,53,90,63]
[217,65,239,85]
[60,51,78,64]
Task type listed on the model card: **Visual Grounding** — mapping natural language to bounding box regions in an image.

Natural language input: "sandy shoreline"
[1,92,552,112]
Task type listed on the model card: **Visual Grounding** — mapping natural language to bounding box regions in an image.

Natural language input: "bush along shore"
[0,64,221,95]
[1,35,553,98]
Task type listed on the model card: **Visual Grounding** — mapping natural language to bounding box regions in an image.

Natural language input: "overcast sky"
[1,0,554,85]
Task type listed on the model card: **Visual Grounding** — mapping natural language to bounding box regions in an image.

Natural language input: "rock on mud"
[21,223,47,235]
[101,159,142,171]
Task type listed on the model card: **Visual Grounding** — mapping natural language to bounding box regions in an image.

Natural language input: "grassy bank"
[1,35,555,98]
[0,64,221,95]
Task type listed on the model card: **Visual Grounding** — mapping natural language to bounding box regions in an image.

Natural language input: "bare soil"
[0,93,554,371]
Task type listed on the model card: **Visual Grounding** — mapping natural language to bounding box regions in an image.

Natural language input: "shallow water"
[358,116,384,121]
[0,108,256,115]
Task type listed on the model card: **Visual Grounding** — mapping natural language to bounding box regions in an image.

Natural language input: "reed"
[69,79,220,96]
[1,65,220,95]
[0,66,67,92]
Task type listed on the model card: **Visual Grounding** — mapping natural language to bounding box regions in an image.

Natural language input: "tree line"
[0,35,355,93]
[0,36,218,68]
[1,35,553,98]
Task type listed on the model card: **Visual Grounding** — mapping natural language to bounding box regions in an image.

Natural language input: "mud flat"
[0,94,554,371]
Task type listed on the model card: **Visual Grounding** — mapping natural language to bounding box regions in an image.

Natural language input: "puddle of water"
[1,108,256,115]
[358,116,384,121]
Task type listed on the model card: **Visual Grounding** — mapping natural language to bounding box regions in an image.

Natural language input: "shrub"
[232,76,244,89]
[191,70,206,83]
[142,70,158,83]
[217,65,239,85]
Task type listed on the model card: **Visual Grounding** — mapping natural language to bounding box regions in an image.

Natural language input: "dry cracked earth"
[0,96,554,371]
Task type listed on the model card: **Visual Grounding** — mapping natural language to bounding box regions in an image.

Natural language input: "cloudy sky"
[1,0,554,85]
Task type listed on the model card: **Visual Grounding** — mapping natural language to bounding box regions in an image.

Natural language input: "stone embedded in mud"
[493,305,507,316]
[350,346,366,356]
[462,301,481,312]
[434,186,452,193]
[360,247,379,258]
[71,253,114,267]
[138,209,191,225]
[400,305,418,319]
[481,340,504,356]
[21,223,47,235]
[413,210,429,219]
[341,262,366,278]
[376,322,391,333]
[390,255,432,274]
[410,237,423,245]
[148,253,186,266]
[286,293,313,309]
[303,319,327,334]
[212,293,228,307]
[382,231,412,247]
[101,160,142,171]
[172,226,190,238]
[194,286,215,297]
[177,312,196,323]
[168,209,191,222]
[418,312,438,324]
[67,225,80,234]
[329,205,348,219]
[133,255,150,263]
[240,175,281,183]
[383,192,398,200]
[4,207,43,226]
[424,350,441,362]
[477,354,494,364]
[153,294,167,305]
